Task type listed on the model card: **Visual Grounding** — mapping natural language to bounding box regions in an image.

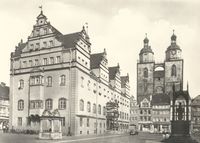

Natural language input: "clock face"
[171,50,176,56]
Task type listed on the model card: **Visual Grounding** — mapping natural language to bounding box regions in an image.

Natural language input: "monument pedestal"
[171,120,190,137]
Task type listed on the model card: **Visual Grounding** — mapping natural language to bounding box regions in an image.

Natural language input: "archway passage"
[39,109,62,140]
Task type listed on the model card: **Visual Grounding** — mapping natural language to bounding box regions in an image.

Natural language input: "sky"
[0,0,200,98]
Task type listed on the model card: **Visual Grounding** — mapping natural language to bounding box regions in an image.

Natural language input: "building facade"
[151,94,170,133]
[10,11,130,136]
[130,96,139,128]
[137,32,183,132]
[191,95,200,132]
[0,82,9,131]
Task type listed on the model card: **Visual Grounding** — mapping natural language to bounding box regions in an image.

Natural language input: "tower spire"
[39,5,43,14]
[171,29,177,44]
[143,33,149,47]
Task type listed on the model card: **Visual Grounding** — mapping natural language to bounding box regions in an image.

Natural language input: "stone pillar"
[59,119,62,132]
[40,119,43,133]
[51,120,54,133]
[160,124,163,133]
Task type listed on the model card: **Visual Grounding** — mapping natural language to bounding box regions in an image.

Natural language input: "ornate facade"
[10,11,130,136]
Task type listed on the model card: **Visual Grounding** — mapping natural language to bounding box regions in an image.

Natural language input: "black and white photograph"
[0,0,200,142]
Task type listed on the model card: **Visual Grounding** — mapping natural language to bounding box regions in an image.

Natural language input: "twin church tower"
[137,31,183,103]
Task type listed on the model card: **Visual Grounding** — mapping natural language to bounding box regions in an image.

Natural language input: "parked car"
[129,124,138,135]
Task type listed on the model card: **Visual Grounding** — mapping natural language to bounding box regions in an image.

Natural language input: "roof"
[109,66,120,80]
[151,93,170,105]
[90,53,104,69]
[0,83,9,100]
[139,46,154,55]
[191,95,200,106]
[121,76,129,88]
[167,43,181,51]
[58,32,80,48]
[154,71,164,78]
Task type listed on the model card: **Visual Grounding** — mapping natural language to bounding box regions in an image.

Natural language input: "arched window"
[58,98,66,109]
[93,103,96,113]
[171,65,177,77]
[45,99,53,110]
[18,79,24,89]
[47,76,52,87]
[98,104,101,115]
[80,99,84,111]
[87,101,91,112]
[18,100,24,110]
[60,75,66,86]
[144,68,148,78]
[103,106,106,115]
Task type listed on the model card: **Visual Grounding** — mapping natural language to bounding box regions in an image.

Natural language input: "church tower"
[137,34,154,102]
[165,31,183,93]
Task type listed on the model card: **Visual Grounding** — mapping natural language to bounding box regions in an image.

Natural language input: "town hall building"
[9,10,130,136]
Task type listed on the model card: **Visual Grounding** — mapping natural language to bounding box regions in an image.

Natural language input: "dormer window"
[49,40,54,47]
[36,43,40,50]
[43,42,47,48]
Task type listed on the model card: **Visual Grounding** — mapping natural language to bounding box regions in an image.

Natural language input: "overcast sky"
[0,0,200,98]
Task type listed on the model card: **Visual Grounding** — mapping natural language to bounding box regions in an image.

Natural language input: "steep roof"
[90,53,104,69]
[151,93,170,105]
[109,66,119,80]
[58,32,80,48]
[0,83,9,100]
[191,95,200,106]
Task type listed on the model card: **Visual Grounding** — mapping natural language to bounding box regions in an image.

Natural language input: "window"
[30,100,43,109]
[56,56,61,63]
[87,102,91,112]
[50,57,54,64]
[81,77,84,87]
[98,104,101,115]
[29,60,33,67]
[61,117,65,126]
[45,99,53,110]
[23,61,27,68]
[87,118,89,127]
[43,58,48,65]
[103,106,106,115]
[18,117,22,126]
[80,99,84,111]
[43,41,47,48]
[44,28,48,35]
[47,76,52,87]
[171,64,177,77]
[49,40,54,47]
[58,98,66,109]
[87,80,90,90]
[18,100,24,110]
[93,103,96,114]
[36,43,40,49]
[35,59,39,66]
[60,75,66,86]
[144,68,148,78]
[18,79,24,89]
[80,117,83,127]
[30,44,34,50]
